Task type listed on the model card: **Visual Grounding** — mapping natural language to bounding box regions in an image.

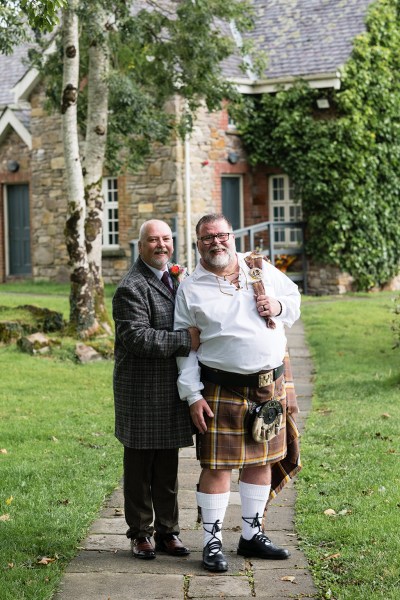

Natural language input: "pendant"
[248,267,262,282]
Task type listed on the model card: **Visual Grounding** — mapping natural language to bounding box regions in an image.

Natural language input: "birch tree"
[43,0,257,337]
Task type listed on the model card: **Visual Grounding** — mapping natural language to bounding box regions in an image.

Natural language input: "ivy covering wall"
[232,0,400,290]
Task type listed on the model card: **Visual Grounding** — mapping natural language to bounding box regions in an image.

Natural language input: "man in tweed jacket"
[113,219,199,560]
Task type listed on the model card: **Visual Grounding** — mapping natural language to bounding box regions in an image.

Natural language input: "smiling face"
[197,218,236,273]
[138,220,173,270]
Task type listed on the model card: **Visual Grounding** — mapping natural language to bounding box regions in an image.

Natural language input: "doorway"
[6,184,31,276]
[221,175,243,251]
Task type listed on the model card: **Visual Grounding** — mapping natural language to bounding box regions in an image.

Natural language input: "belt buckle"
[258,371,273,387]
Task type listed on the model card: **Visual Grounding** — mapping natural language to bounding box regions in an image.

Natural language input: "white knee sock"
[239,481,271,540]
[196,491,230,551]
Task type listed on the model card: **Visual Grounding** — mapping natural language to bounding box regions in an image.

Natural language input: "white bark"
[62,0,97,335]
[83,8,111,326]
[62,0,85,256]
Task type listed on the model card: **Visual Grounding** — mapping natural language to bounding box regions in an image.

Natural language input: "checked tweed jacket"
[113,257,194,449]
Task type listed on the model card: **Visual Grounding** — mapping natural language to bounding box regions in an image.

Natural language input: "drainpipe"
[184,133,192,272]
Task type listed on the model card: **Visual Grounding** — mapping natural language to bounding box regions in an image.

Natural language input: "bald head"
[138,220,174,270]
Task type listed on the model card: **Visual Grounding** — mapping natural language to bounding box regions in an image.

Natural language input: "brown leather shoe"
[131,537,156,559]
[154,533,190,556]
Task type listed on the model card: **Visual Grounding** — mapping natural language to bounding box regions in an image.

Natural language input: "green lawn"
[297,292,400,599]
[0,283,121,600]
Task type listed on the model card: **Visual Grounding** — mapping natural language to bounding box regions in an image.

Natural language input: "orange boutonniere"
[169,264,187,283]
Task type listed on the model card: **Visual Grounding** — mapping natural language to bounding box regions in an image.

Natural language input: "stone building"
[0,0,382,294]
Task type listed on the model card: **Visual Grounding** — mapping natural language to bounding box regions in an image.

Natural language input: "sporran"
[248,399,283,443]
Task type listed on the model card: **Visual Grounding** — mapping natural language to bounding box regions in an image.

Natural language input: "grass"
[296,291,400,599]
[0,282,121,600]
[1,282,399,599]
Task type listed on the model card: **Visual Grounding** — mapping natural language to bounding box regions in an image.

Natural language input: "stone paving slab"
[188,574,251,598]
[253,567,318,598]
[64,544,309,576]
[53,572,185,600]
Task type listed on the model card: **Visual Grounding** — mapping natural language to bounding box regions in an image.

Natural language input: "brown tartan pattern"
[269,350,302,500]
[197,350,302,498]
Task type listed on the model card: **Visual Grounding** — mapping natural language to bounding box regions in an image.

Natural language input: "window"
[102,177,119,248]
[269,175,302,246]
[227,114,237,131]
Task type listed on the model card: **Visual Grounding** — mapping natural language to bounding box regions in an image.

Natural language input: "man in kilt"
[113,219,199,560]
[174,214,301,572]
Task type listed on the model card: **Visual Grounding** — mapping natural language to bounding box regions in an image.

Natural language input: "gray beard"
[152,253,169,269]
[203,247,234,270]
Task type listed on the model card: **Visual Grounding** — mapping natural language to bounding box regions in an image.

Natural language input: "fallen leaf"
[381,413,391,419]
[0,514,10,521]
[281,575,296,583]
[7,562,14,569]
[37,556,56,565]
[51,436,59,443]
[6,496,13,505]
[324,508,337,516]
[323,553,341,560]
[0,449,8,454]
[337,509,351,516]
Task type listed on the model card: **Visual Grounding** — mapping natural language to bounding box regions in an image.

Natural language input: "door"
[221,176,243,250]
[7,184,31,276]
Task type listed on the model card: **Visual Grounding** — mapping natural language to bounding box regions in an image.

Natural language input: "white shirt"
[174,252,301,404]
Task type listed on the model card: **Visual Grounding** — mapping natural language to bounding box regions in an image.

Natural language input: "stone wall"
[30,85,70,282]
[307,262,355,295]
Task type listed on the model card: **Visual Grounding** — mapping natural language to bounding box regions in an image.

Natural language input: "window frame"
[102,177,119,250]
[268,174,302,247]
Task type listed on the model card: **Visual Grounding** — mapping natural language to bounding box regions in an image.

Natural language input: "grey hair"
[195,213,233,236]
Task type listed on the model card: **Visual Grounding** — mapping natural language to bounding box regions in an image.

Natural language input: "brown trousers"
[123,447,180,539]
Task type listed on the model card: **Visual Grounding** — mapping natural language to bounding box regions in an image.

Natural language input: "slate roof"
[0,0,375,114]
[0,44,30,107]
[221,0,374,81]
[251,0,374,80]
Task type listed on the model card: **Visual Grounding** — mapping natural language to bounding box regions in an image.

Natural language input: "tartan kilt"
[197,350,302,498]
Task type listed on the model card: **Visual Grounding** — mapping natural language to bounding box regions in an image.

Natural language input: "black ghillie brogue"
[237,514,290,560]
[202,520,228,572]
[237,532,290,559]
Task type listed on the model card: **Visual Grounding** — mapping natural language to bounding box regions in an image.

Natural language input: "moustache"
[208,245,226,252]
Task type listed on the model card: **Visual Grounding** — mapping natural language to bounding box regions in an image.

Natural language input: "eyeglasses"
[197,232,232,245]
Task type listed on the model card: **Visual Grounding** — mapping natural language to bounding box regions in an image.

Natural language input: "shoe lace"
[242,512,271,544]
[242,512,262,533]
[203,519,223,555]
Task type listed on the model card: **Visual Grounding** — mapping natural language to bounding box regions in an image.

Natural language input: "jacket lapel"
[137,257,174,301]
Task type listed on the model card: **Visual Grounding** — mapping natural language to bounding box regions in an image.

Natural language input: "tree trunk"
[83,9,112,333]
[62,1,98,337]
